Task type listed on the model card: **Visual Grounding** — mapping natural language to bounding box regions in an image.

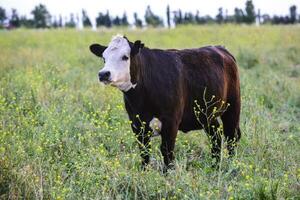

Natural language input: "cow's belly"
[178,112,203,133]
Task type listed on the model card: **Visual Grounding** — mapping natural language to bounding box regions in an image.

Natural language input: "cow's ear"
[89,44,107,57]
[131,40,144,57]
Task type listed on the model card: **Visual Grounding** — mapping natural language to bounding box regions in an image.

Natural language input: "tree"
[52,16,58,28]
[133,12,142,27]
[257,9,261,25]
[121,12,129,26]
[82,9,92,27]
[65,13,76,28]
[19,15,34,28]
[195,10,200,23]
[96,11,111,27]
[183,12,194,24]
[223,9,229,23]
[216,7,223,23]
[104,11,112,27]
[0,6,6,26]
[58,15,63,27]
[173,9,183,25]
[144,5,163,27]
[234,8,244,23]
[96,12,105,27]
[261,14,271,24]
[244,0,255,24]
[289,5,297,24]
[166,5,171,28]
[10,9,20,28]
[31,4,51,28]
[112,16,121,26]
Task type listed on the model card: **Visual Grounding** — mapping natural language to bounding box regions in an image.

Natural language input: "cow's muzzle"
[98,71,111,83]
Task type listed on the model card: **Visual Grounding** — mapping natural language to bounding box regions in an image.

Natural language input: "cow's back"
[171,46,240,132]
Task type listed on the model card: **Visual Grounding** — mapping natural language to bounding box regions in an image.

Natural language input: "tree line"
[0,0,299,29]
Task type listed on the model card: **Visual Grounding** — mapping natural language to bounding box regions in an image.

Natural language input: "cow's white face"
[90,35,144,92]
[99,36,135,91]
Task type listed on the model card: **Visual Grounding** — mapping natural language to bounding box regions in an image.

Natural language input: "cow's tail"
[216,46,236,62]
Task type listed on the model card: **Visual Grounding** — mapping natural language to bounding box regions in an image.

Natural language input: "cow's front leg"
[131,122,152,169]
[137,132,151,169]
[160,119,178,172]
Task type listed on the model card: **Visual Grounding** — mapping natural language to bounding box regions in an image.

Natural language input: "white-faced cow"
[90,35,241,171]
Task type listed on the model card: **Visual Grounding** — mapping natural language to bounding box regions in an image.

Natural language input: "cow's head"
[89,35,144,92]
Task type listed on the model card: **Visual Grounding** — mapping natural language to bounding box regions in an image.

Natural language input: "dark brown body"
[124,45,241,170]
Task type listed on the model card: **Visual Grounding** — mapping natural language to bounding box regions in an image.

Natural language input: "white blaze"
[149,117,162,137]
[100,35,136,92]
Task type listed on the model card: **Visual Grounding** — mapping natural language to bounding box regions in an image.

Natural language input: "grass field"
[0,25,300,199]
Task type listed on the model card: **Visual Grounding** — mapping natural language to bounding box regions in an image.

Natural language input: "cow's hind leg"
[221,99,241,157]
[205,120,222,164]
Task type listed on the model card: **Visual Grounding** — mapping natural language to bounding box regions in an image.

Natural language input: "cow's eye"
[122,55,129,61]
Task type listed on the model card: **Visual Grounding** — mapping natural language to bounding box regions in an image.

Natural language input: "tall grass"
[0,25,299,199]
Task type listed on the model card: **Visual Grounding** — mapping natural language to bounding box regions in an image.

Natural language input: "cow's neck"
[130,48,154,90]
[123,48,155,102]
[123,85,146,114]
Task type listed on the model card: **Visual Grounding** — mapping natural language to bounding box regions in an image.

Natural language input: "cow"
[89,35,241,171]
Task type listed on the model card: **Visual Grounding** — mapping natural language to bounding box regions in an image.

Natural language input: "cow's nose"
[98,71,111,82]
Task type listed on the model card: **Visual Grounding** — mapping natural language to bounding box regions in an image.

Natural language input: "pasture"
[0,25,299,199]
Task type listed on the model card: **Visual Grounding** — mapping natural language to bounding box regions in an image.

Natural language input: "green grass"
[0,25,299,199]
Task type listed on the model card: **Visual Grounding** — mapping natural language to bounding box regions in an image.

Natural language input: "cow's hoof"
[162,163,175,174]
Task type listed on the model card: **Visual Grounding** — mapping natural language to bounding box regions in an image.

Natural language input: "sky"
[1,0,300,25]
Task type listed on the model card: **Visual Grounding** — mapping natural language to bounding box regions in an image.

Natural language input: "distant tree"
[31,4,51,28]
[173,9,183,25]
[0,6,6,26]
[96,12,105,27]
[183,12,194,24]
[261,14,271,24]
[178,10,182,24]
[113,16,121,26]
[82,9,92,27]
[195,10,200,23]
[234,8,244,23]
[133,12,142,27]
[96,11,111,27]
[272,15,280,24]
[144,5,163,27]
[166,5,171,28]
[224,9,229,23]
[272,15,290,24]
[272,15,289,24]
[257,9,261,25]
[76,14,80,28]
[19,15,34,28]
[104,11,112,27]
[203,15,214,24]
[244,0,255,24]
[283,16,290,24]
[65,13,76,28]
[195,11,214,24]
[216,7,223,23]
[52,16,58,28]
[289,5,297,24]
[121,12,129,26]
[226,15,235,23]
[10,9,20,28]
[58,15,63,27]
